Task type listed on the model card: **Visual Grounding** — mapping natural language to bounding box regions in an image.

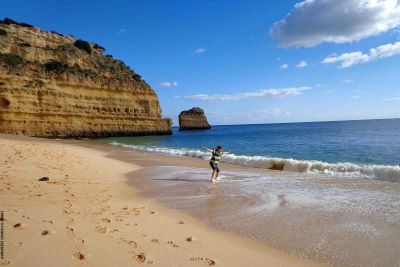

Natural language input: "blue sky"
[2,0,400,125]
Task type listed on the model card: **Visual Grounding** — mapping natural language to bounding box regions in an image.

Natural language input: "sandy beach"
[0,134,323,267]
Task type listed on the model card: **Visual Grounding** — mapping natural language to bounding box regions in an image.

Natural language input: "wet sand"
[98,143,400,267]
[0,134,322,267]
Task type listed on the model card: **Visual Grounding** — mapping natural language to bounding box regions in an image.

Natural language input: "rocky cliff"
[179,107,211,130]
[0,18,172,137]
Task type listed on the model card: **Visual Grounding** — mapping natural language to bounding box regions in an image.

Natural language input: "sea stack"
[0,18,172,137]
[179,107,211,130]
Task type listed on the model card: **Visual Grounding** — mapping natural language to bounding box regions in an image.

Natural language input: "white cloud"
[269,0,400,47]
[159,81,178,87]
[118,28,128,34]
[280,63,289,69]
[296,60,308,68]
[173,95,181,99]
[343,79,354,83]
[322,52,369,68]
[351,95,362,99]
[322,41,400,68]
[184,87,310,101]
[194,48,207,54]
[322,90,336,94]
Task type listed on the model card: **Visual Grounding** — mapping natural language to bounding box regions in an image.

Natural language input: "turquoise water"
[103,118,400,181]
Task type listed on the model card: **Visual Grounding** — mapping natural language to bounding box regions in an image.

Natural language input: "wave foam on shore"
[110,142,400,182]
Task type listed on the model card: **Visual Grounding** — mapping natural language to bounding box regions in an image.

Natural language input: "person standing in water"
[202,146,229,182]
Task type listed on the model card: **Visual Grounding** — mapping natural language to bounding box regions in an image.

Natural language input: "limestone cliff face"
[179,107,211,130]
[0,18,171,137]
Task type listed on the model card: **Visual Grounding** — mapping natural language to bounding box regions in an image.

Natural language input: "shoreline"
[106,140,400,183]
[93,139,400,267]
[0,134,323,267]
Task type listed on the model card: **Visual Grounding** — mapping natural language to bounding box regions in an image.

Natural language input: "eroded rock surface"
[179,107,210,130]
[0,18,171,137]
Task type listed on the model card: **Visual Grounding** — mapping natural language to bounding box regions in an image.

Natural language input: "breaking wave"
[110,142,400,182]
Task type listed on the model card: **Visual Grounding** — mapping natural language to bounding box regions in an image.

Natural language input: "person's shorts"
[209,162,220,172]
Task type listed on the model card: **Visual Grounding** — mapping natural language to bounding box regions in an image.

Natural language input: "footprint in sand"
[178,221,185,224]
[41,230,49,235]
[132,252,153,265]
[13,223,23,228]
[73,251,85,260]
[190,257,216,266]
[63,209,73,214]
[66,226,75,235]
[135,253,146,262]
[95,226,108,234]
[101,218,111,223]
[167,241,179,248]
[185,237,194,242]
[150,238,159,244]
[119,238,138,248]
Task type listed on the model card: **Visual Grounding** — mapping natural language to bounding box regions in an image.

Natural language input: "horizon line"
[171,117,400,128]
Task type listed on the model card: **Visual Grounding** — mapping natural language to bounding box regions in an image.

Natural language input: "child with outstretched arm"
[202,146,229,182]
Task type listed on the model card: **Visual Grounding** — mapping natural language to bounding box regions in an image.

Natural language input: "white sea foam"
[110,142,400,182]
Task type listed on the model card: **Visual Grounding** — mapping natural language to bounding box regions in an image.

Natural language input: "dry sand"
[0,134,323,267]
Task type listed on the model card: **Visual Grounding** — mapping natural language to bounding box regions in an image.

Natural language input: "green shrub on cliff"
[93,43,105,51]
[44,60,97,77]
[50,30,64,37]
[74,39,92,54]
[0,28,7,36]
[0,52,23,67]
[44,60,69,73]
[0,18,33,28]
[131,72,142,81]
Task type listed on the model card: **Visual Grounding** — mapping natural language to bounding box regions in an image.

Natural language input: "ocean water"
[104,118,400,182]
[99,118,400,266]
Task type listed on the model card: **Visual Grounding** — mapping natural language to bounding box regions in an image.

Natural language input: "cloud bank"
[270,0,400,47]
[322,41,400,68]
[184,87,310,101]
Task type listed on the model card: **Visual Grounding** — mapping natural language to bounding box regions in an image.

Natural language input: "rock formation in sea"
[179,107,211,130]
[0,18,172,137]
